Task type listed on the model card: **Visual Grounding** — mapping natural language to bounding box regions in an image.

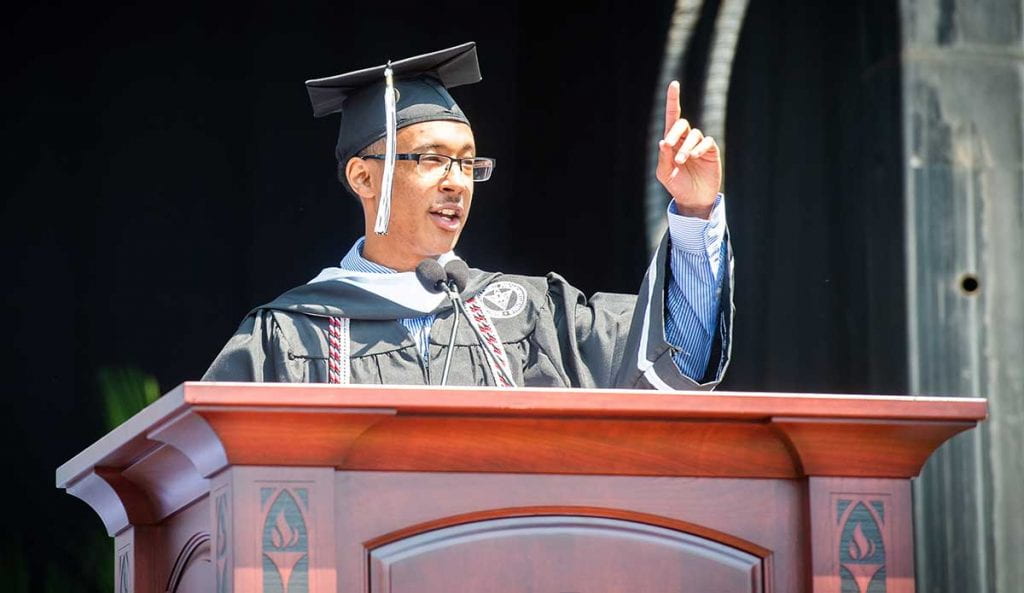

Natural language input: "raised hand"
[656,81,722,219]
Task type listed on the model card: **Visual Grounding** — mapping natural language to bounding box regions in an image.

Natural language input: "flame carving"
[263,489,309,592]
[118,553,130,593]
[216,495,228,556]
[848,523,875,560]
[216,494,230,593]
[843,563,883,593]
[271,512,300,549]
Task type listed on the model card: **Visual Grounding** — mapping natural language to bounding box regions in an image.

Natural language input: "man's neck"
[361,235,428,272]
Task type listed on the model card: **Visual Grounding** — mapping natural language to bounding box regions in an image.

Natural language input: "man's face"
[359,120,476,266]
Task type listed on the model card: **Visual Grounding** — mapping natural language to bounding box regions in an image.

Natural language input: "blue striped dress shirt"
[664,194,727,380]
[339,195,726,380]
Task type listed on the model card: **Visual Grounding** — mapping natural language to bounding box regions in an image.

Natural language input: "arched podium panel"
[369,515,763,593]
[55,383,985,593]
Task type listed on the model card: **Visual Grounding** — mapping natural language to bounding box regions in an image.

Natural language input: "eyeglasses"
[361,153,496,182]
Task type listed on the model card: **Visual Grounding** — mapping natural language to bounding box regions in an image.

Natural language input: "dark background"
[3,0,903,589]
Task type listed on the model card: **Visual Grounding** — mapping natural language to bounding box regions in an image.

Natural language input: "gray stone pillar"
[902,1,1024,592]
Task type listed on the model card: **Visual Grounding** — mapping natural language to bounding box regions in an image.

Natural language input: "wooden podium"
[56,383,985,593]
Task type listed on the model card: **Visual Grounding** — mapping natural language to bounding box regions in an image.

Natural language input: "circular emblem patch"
[480,281,528,319]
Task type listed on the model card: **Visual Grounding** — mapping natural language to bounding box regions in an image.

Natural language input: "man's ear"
[345,157,377,199]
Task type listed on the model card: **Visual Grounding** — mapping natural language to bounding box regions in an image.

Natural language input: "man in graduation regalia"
[203,42,733,390]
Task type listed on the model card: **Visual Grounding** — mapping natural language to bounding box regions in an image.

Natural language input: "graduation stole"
[327,316,351,384]
[464,297,515,388]
[325,302,515,387]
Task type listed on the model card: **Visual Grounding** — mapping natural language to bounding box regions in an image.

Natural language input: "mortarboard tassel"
[374,62,398,235]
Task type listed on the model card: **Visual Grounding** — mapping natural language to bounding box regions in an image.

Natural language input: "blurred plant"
[1,539,29,593]
[68,365,161,591]
[97,366,161,431]
[44,560,76,593]
[4,528,113,592]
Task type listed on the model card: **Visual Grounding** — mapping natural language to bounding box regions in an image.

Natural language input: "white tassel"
[375,62,397,235]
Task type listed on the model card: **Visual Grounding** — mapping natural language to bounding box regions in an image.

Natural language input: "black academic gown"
[203,234,733,389]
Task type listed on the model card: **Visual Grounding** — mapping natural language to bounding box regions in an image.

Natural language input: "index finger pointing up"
[664,81,682,136]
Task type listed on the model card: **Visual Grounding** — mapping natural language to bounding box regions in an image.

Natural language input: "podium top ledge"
[56,382,987,488]
[182,381,987,420]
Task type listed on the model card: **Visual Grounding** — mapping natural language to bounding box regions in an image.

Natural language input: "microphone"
[415,259,447,293]
[444,260,470,293]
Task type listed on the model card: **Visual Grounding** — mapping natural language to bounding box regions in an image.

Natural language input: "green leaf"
[97,366,161,431]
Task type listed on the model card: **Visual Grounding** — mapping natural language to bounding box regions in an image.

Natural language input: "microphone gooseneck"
[437,273,463,386]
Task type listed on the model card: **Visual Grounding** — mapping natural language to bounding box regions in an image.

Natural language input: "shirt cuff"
[667,194,727,275]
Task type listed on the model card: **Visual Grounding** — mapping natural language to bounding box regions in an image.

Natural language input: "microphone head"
[415,259,447,293]
[444,260,471,292]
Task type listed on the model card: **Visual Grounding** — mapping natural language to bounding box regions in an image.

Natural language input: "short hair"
[339,137,387,197]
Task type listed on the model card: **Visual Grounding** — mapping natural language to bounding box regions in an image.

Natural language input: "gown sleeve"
[620,229,734,390]
[538,229,734,391]
[202,310,310,382]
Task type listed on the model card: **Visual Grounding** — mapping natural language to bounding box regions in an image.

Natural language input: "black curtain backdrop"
[3,1,903,590]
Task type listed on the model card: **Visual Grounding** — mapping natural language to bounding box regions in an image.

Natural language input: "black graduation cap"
[305,42,482,234]
[306,41,481,168]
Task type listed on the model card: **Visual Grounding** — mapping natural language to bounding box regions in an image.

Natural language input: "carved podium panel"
[56,383,985,593]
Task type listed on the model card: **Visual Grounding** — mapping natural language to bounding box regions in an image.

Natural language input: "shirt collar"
[339,237,460,273]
